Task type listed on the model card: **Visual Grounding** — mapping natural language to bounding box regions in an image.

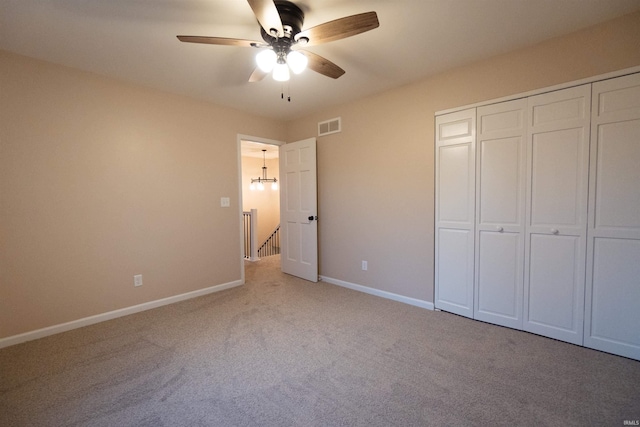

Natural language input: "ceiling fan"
[177,0,379,83]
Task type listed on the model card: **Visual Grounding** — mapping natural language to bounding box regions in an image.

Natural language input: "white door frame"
[237,134,284,284]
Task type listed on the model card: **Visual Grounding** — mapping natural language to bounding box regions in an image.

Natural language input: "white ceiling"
[2,1,639,121]
[241,139,280,158]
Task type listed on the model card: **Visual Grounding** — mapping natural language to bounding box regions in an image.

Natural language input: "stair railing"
[243,209,259,261]
[258,225,280,257]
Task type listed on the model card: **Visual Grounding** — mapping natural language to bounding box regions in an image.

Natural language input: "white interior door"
[584,72,640,361]
[435,109,476,318]
[279,138,318,282]
[524,85,591,345]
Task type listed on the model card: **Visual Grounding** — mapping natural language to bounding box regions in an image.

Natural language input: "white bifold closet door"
[523,85,591,345]
[435,109,476,318]
[474,99,527,329]
[584,73,640,360]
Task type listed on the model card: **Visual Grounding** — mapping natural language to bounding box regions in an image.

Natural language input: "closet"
[435,72,640,361]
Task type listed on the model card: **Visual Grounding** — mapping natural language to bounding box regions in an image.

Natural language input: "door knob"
[496,226,504,232]
[308,216,318,221]
[551,228,559,235]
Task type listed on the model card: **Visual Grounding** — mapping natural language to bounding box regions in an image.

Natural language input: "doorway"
[237,135,319,284]
[238,135,284,283]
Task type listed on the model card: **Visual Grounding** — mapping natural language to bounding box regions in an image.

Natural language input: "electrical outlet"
[134,274,143,287]
[220,197,230,208]
[361,261,368,271]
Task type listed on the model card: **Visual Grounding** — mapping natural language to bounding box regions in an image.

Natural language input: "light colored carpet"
[1,255,639,426]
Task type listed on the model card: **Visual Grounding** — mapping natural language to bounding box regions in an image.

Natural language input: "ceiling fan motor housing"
[261,0,305,50]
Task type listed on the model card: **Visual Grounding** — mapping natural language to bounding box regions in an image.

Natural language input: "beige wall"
[241,156,280,244]
[2,11,640,341]
[0,51,285,338]
[286,11,640,303]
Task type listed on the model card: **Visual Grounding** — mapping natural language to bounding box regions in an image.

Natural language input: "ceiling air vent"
[318,117,341,136]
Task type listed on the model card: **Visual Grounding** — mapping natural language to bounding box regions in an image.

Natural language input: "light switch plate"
[220,197,230,207]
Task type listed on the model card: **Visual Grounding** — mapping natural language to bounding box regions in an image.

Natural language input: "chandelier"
[250,149,278,191]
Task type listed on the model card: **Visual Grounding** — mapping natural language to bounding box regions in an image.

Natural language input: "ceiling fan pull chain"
[281,82,292,102]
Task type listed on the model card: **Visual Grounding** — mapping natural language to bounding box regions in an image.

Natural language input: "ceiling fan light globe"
[287,50,308,74]
[273,63,290,81]
[256,49,277,72]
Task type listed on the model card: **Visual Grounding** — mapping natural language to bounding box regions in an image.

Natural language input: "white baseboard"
[319,276,435,311]
[0,279,243,349]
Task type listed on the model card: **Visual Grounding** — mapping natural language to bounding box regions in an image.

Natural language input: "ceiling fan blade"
[249,67,268,83]
[177,35,265,48]
[295,11,379,46]
[300,50,345,79]
[247,0,284,38]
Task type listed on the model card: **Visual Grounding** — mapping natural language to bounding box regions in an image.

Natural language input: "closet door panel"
[524,85,590,346]
[438,144,474,224]
[531,96,586,125]
[529,128,586,229]
[589,238,640,351]
[476,231,522,327]
[526,234,583,344]
[474,99,526,328]
[435,109,476,318]
[478,137,522,225]
[585,72,640,360]
[593,120,640,230]
[437,228,475,315]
